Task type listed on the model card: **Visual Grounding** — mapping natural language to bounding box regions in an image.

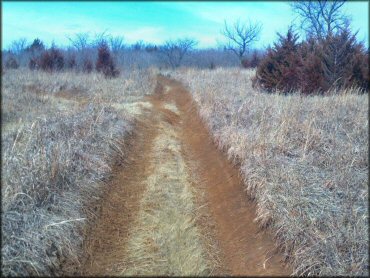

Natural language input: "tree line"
[3,33,242,75]
[3,0,369,92]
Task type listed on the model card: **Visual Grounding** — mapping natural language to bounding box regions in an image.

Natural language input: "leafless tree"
[9,38,28,54]
[221,19,262,62]
[160,38,198,68]
[291,0,351,39]
[67,33,98,71]
[93,30,110,47]
[132,40,145,51]
[108,36,125,53]
[67,33,90,51]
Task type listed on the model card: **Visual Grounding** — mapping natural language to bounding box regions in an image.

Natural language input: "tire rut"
[81,75,291,276]
[155,75,291,276]
[81,107,158,275]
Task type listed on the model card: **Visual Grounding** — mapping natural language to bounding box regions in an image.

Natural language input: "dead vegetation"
[2,2,367,276]
[173,67,368,276]
[121,109,211,276]
[2,44,367,277]
[1,68,156,276]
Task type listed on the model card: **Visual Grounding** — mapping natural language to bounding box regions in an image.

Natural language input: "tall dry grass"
[172,68,368,276]
[2,68,157,128]
[1,69,156,276]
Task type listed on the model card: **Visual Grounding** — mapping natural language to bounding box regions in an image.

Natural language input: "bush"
[346,47,369,90]
[5,57,19,69]
[255,27,369,94]
[96,42,119,78]
[241,50,261,68]
[145,44,158,52]
[29,58,39,70]
[66,55,77,70]
[321,29,369,91]
[299,38,327,94]
[26,38,45,53]
[255,27,302,92]
[39,47,64,72]
[82,59,93,73]
[241,58,250,68]
[209,61,216,70]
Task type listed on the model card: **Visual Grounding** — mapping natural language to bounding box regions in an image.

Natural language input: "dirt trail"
[81,106,157,275]
[81,76,290,276]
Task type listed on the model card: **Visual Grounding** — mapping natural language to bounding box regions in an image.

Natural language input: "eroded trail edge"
[81,76,290,276]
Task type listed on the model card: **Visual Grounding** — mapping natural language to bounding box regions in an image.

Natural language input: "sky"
[2,1,369,50]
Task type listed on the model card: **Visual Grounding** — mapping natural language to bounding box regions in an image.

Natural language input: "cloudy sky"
[2,1,369,49]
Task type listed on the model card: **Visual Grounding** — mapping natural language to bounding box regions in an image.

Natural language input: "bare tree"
[8,38,28,54]
[160,38,198,68]
[93,30,110,47]
[108,36,125,54]
[291,0,351,39]
[132,40,145,51]
[67,33,90,51]
[221,19,262,63]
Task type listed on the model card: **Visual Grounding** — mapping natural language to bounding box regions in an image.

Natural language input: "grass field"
[2,67,368,276]
[3,1,368,275]
[172,68,368,276]
[1,69,156,276]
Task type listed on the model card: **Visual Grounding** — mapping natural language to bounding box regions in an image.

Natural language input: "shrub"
[51,48,65,71]
[255,27,302,92]
[241,50,261,69]
[82,59,93,73]
[299,38,327,94]
[29,58,39,70]
[26,38,45,53]
[145,44,158,52]
[241,58,250,68]
[209,61,216,70]
[39,47,64,72]
[96,42,119,78]
[321,29,369,91]
[5,57,19,69]
[39,52,53,71]
[67,55,77,70]
[345,47,369,90]
[255,27,369,94]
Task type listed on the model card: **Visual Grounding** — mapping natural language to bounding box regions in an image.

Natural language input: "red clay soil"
[81,76,290,276]
[156,76,290,276]
[80,108,158,275]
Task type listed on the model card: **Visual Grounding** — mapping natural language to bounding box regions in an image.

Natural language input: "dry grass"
[172,68,368,276]
[1,68,156,276]
[2,68,157,131]
[120,107,212,276]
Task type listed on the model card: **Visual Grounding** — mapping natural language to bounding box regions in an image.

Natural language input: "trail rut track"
[81,107,157,275]
[81,76,290,276]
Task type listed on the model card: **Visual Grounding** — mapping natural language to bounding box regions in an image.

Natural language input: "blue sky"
[2,1,369,49]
